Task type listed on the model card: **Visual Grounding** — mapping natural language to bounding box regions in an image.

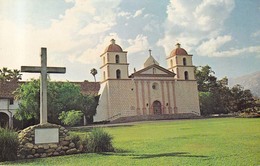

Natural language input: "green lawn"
[2,118,260,166]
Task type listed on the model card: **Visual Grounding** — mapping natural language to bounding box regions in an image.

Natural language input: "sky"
[0,0,259,82]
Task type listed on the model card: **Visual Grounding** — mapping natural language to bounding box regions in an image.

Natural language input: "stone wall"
[17,123,83,159]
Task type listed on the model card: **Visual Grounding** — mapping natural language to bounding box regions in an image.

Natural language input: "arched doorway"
[0,112,9,128]
[153,100,162,115]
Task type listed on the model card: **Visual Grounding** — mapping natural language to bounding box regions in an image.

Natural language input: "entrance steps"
[110,113,200,124]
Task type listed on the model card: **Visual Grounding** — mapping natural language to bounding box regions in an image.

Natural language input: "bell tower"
[167,43,196,80]
[100,39,129,82]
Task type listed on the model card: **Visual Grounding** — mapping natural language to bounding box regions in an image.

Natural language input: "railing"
[107,113,121,121]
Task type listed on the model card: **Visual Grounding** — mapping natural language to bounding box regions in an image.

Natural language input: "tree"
[195,65,217,92]
[14,79,40,121]
[90,68,97,82]
[58,110,83,126]
[230,85,256,113]
[0,67,22,82]
[196,65,256,115]
[199,92,214,115]
[79,95,99,125]
[14,79,82,124]
[14,79,100,126]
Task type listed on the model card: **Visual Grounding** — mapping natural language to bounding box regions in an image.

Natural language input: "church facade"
[94,39,200,122]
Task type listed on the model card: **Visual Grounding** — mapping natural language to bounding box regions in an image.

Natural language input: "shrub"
[59,110,83,126]
[0,128,19,161]
[81,135,89,152]
[87,128,114,153]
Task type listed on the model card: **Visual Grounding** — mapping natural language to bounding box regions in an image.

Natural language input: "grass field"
[2,118,260,165]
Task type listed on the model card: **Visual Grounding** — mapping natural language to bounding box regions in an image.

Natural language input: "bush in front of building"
[0,128,19,161]
[86,128,114,153]
[59,110,83,126]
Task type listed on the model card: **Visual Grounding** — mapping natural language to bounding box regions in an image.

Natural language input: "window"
[115,55,119,63]
[9,98,14,105]
[152,82,159,90]
[184,71,189,80]
[170,59,173,67]
[183,58,187,66]
[116,69,121,79]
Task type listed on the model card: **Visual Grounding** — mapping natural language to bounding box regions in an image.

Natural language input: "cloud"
[126,34,149,54]
[158,0,236,56]
[197,35,260,57]
[133,8,145,17]
[196,35,232,56]
[118,8,145,19]
[0,0,121,70]
[251,30,260,37]
[118,11,131,19]
[69,33,123,64]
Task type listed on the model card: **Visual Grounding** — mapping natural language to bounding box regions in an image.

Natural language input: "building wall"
[94,83,109,121]
[175,55,193,66]
[177,67,196,80]
[174,80,200,115]
[107,80,136,119]
[108,65,129,79]
[94,75,201,122]
[167,55,193,69]
[0,98,18,128]
[133,78,177,115]
[95,79,136,122]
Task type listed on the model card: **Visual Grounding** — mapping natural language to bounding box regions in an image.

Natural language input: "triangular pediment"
[130,64,176,78]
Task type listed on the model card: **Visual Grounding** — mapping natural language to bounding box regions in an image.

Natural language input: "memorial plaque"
[35,128,59,144]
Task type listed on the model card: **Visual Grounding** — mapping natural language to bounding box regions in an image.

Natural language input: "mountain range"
[229,71,260,97]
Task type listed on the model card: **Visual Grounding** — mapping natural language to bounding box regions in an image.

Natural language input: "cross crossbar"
[21,66,66,73]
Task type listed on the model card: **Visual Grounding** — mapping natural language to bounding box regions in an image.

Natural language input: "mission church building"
[0,39,201,127]
[94,39,200,122]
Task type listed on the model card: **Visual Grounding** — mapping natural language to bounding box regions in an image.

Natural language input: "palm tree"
[90,68,97,82]
[10,69,22,81]
[0,67,11,82]
[0,68,22,82]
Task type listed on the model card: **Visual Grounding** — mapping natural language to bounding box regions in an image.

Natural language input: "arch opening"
[116,69,121,79]
[115,55,120,63]
[153,100,162,115]
[0,112,9,128]
[184,71,189,80]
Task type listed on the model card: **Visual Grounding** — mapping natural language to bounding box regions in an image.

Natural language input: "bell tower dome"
[166,43,196,80]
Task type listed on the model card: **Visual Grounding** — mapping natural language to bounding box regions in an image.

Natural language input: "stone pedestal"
[17,123,83,159]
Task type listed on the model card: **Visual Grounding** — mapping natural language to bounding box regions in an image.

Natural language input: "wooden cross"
[21,48,66,124]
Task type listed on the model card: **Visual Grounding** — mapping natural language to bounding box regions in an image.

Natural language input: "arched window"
[170,59,173,67]
[183,58,187,66]
[184,71,189,80]
[116,69,121,79]
[115,55,119,63]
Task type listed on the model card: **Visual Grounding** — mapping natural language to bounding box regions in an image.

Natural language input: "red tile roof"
[0,81,100,98]
[72,81,100,95]
[170,48,188,56]
[0,81,21,98]
[104,39,123,53]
